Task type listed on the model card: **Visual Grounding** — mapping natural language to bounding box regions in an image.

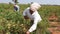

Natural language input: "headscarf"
[30,2,41,11]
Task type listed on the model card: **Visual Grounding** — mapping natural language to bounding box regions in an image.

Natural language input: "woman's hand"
[24,16,29,19]
[26,31,30,34]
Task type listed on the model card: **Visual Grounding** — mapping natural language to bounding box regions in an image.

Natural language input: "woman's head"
[30,2,41,11]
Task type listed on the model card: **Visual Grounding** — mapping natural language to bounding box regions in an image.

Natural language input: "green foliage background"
[0,4,60,34]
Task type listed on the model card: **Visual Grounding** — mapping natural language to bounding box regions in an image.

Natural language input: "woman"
[23,2,42,34]
[14,4,19,12]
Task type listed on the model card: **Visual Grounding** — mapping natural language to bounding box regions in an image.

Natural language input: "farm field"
[0,4,60,34]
